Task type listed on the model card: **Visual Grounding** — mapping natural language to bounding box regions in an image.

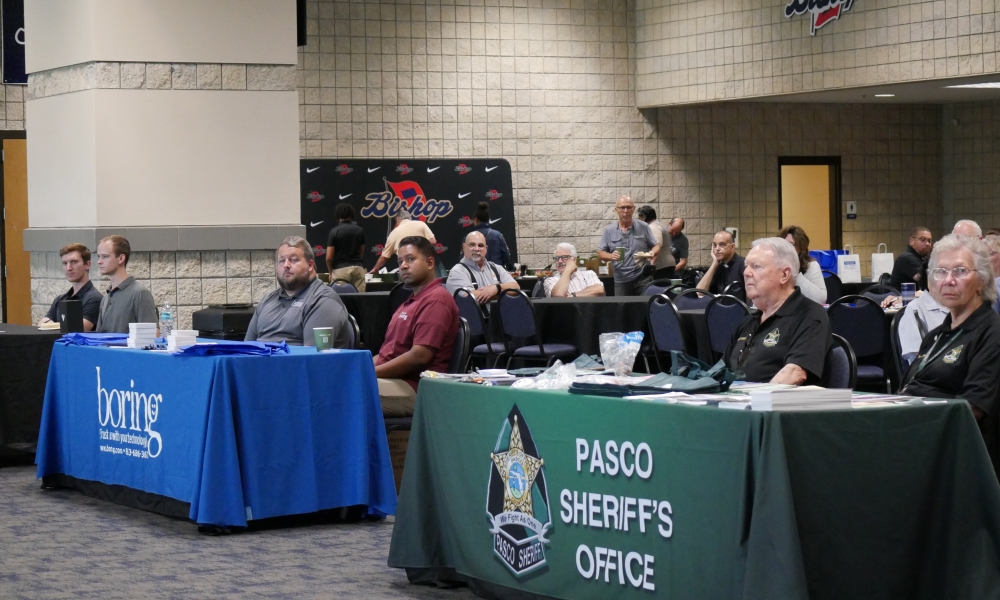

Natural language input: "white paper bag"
[871,243,894,283]
[837,245,862,283]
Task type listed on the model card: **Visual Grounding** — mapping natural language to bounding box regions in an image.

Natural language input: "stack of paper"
[167,329,197,351]
[750,385,853,411]
[127,323,157,348]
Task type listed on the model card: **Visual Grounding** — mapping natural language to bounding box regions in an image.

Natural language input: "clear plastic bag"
[511,360,578,390]
[599,331,645,377]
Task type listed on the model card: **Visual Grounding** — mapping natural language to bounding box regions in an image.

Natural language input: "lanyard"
[902,329,963,389]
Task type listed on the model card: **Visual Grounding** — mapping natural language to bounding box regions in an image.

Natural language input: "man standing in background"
[597,195,661,296]
[668,217,689,274]
[325,203,367,291]
[637,206,676,279]
[368,209,437,275]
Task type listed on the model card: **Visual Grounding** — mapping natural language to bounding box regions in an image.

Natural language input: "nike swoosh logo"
[306,167,320,173]
[457,192,470,198]
[339,193,352,199]
[368,167,380,173]
[427,167,439,172]
[485,166,498,172]
[310,221,324,227]
[489,218,502,225]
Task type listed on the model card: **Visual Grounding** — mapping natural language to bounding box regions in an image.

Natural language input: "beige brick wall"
[942,101,1000,233]
[637,0,1000,106]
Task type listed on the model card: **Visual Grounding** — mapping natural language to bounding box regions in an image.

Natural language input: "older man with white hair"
[544,243,606,297]
[723,237,831,385]
[953,219,983,238]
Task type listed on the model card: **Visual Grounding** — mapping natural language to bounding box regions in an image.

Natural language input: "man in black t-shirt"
[724,237,831,385]
[38,243,103,331]
[668,217,689,274]
[325,203,367,291]
[890,226,932,291]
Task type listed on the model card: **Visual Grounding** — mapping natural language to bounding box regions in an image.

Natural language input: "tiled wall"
[942,101,1000,233]
[29,251,278,330]
[636,0,1000,106]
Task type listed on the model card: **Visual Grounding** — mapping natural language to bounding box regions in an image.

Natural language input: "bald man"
[668,217,688,273]
[597,194,661,296]
[445,231,519,304]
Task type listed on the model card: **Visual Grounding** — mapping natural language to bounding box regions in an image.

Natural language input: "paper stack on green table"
[750,385,853,411]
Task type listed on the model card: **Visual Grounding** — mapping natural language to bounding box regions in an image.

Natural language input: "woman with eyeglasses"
[900,234,1000,478]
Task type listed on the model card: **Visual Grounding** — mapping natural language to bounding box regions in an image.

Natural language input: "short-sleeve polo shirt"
[724,288,831,384]
[378,278,459,390]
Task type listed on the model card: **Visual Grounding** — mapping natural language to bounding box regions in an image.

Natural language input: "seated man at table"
[696,230,747,302]
[38,243,103,331]
[445,231,519,304]
[245,236,351,347]
[723,237,831,385]
[544,243,605,297]
[376,236,458,417]
[95,235,158,333]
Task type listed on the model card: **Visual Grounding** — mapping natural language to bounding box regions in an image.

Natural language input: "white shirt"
[544,269,602,297]
[796,260,827,304]
[898,291,949,361]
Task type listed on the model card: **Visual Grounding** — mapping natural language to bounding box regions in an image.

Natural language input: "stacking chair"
[646,294,688,372]
[722,281,743,297]
[889,304,908,389]
[496,289,577,368]
[672,287,714,310]
[454,288,506,369]
[860,283,900,305]
[346,314,361,349]
[447,318,471,374]
[643,282,670,296]
[878,272,892,287]
[530,278,547,298]
[822,271,843,304]
[827,294,891,392]
[704,294,751,361]
[388,282,413,316]
[331,279,359,295]
[822,333,857,389]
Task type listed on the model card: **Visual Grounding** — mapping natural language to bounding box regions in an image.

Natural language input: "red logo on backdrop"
[434,243,448,254]
[387,180,428,209]
[372,243,385,255]
[485,189,503,201]
[455,164,472,175]
[396,164,413,174]
[336,164,353,175]
[359,179,455,223]
[785,0,854,35]
[315,245,324,254]
[457,216,474,227]
[307,191,325,202]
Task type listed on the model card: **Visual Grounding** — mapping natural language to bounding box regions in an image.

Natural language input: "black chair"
[889,305,908,390]
[672,287,714,310]
[827,294,891,393]
[530,278,547,298]
[878,272,892,287]
[643,283,669,296]
[331,279,359,294]
[722,281,743,297]
[496,289,577,368]
[447,317,471,374]
[822,271,843,304]
[388,282,413,315]
[346,314,361,349]
[664,284,689,299]
[704,294,751,361]
[646,294,688,372]
[454,288,506,369]
[861,283,900,306]
[822,333,857,389]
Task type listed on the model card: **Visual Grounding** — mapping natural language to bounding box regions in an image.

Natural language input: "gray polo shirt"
[445,257,515,295]
[245,277,351,348]
[96,276,158,333]
[598,220,659,283]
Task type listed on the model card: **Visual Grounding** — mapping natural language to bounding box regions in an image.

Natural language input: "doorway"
[1,132,28,324]
[778,157,842,251]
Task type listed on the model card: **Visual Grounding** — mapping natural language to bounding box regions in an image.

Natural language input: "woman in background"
[778,225,826,304]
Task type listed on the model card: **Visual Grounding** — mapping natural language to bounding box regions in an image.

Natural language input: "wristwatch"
[495,283,502,294]
[571,292,577,297]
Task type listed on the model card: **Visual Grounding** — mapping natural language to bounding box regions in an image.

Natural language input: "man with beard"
[445,230,518,303]
[245,236,351,347]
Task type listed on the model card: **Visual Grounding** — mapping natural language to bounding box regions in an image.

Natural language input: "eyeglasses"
[616,206,635,212]
[914,237,933,244]
[930,267,974,281]
[553,255,573,262]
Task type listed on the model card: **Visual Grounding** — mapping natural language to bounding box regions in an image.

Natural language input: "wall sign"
[1,0,25,84]
[785,0,854,35]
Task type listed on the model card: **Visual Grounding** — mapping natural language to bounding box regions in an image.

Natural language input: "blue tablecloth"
[35,344,397,527]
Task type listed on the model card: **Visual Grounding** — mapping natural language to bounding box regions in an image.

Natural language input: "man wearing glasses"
[890,227,933,291]
[696,230,747,302]
[544,243,605,297]
[597,195,661,296]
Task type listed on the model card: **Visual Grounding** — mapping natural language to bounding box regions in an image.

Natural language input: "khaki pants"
[377,378,417,417]
[330,265,366,292]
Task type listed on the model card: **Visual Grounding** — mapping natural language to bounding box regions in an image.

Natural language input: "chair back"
[331,279,359,295]
[672,287,713,310]
[822,271,843,304]
[722,281,743,297]
[644,284,669,296]
[878,272,892,287]
[531,278,547,298]
[665,284,689,300]
[388,282,414,316]
[497,289,539,354]
[889,304,907,388]
[447,317,471,373]
[346,313,361,349]
[647,294,686,355]
[704,294,751,358]
[822,333,857,389]
[860,283,900,306]
[453,288,488,339]
[827,294,887,358]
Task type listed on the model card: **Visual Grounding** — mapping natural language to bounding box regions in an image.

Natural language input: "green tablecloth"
[388,379,1000,599]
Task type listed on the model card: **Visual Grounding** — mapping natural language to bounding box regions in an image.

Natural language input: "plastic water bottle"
[160,301,174,338]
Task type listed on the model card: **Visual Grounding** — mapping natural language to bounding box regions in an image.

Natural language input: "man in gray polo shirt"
[245,236,351,348]
[597,195,661,296]
[95,235,158,333]
[445,231,519,304]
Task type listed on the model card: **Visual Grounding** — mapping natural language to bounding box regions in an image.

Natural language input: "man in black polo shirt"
[724,237,831,385]
[325,203,367,291]
[696,230,746,302]
[38,242,103,331]
[890,226,932,291]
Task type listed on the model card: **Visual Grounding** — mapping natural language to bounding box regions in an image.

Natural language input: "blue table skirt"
[36,344,397,527]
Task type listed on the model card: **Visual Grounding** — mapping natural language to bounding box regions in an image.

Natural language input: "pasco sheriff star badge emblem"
[487,406,551,577]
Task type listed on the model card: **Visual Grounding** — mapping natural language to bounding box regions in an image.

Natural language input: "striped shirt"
[544,269,602,297]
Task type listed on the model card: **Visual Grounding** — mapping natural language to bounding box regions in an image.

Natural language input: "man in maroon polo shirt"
[375,235,459,417]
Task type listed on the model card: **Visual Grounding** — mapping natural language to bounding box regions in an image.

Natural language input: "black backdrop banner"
[301,159,516,272]
[1,0,25,85]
